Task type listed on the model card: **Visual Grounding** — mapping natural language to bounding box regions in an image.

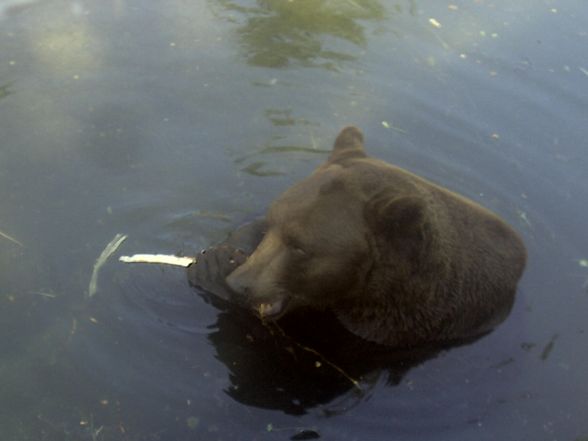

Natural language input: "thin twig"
[266,321,363,392]
[0,229,23,247]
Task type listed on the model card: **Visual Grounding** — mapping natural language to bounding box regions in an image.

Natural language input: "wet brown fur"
[225,127,527,347]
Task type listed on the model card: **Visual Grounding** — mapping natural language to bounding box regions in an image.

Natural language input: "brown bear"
[190,126,526,348]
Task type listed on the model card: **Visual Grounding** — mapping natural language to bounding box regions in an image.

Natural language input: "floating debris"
[381,121,407,134]
[540,334,558,361]
[119,254,195,267]
[0,83,13,99]
[521,342,536,352]
[429,18,442,28]
[266,423,320,440]
[517,210,532,229]
[579,259,588,268]
[31,291,57,299]
[69,318,78,339]
[0,228,23,247]
[186,416,200,430]
[241,162,285,177]
[292,430,321,440]
[88,233,127,297]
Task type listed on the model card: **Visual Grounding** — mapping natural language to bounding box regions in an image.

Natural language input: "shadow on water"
[205,299,478,415]
[211,0,402,70]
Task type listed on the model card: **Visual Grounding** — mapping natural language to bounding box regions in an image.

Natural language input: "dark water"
[1,0,587,440]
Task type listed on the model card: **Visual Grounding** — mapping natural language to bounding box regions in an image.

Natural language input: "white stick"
[119,254,195,267]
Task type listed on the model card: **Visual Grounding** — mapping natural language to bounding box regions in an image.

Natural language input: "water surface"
[1,0,587,440]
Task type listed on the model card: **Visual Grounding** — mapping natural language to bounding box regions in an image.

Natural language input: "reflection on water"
[235,108,329,176]
[31,23,101,76]
[258,144,329,155]
[213,0,389,69]
[235,135,329,177]
[208,304,456,415]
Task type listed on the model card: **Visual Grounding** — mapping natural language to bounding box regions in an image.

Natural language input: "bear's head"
[226,127,431,320]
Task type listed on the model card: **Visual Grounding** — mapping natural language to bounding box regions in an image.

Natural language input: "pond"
[1,0,587,440]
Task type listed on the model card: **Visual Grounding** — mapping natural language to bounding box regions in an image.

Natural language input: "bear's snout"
[226,264,291,320]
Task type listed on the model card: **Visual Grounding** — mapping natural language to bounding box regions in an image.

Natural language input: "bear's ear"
[328,126,367,162]
[366,194,430,244]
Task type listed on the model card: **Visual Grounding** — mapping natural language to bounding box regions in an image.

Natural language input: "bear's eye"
[293,246,307,256]
[284,235,308,257]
